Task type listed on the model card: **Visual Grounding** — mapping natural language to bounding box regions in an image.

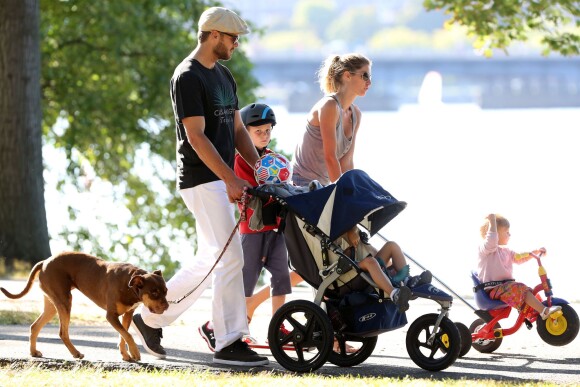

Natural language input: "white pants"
[140,180,249,351]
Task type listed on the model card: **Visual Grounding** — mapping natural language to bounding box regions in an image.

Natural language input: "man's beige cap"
[199,7,250,35]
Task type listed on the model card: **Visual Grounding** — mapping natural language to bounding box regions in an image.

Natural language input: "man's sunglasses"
[219,31,239,44]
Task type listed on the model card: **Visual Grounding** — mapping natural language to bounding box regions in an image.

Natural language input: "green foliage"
[423,0,580,56]
[259,29,323,52]
[325,6,381,45]
[369,27,432,50]
[292,0,337,37]
[41,1,260,276]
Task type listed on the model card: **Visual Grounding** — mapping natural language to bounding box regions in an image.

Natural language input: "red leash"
[169,189,248,304]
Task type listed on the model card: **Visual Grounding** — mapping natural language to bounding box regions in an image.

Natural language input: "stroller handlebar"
[245,186,272,200]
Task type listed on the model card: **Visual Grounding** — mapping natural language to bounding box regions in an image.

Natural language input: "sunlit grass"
[0,365,561,387]
[0,309,105,325]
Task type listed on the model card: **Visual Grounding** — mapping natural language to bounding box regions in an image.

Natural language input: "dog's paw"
[128,345,141,361]
[30,350,43,357]
[122,353,140,362]
[129,352,141,362]
[73,351,85,359]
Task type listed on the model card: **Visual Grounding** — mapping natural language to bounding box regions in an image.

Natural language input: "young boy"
[236,103,292,335]
[198,103,292,350]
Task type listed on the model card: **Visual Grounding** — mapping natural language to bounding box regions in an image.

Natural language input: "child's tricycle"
[467,252,578,354]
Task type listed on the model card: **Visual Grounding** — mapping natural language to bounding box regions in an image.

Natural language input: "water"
[273,105,580,301]
[44,105,580,303]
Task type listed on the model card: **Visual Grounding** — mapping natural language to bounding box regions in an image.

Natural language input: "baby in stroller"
[340,226,432,313]
[249,169,461,372]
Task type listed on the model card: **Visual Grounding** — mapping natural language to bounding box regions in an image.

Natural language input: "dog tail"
[0,261,43,299]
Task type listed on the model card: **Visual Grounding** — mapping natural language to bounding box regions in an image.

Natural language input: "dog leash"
[168,189,248,305]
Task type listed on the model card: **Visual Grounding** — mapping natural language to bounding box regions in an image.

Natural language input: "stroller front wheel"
[405,313,461,371]
[268,299,334,372]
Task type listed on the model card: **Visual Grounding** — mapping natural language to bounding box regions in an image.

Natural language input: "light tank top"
[292,95,357,186]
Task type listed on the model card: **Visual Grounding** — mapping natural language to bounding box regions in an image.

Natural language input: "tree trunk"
[0,0,51,266]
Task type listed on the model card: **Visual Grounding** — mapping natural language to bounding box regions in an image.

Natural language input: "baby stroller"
[246,170,461,372]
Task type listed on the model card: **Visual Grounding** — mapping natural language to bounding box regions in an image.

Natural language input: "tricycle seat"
[471,271,509,311]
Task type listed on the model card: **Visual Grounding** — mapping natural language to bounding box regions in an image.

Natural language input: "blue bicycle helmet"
[240,103,276,127]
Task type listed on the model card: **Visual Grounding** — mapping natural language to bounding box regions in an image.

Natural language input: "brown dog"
[0,251,169,361]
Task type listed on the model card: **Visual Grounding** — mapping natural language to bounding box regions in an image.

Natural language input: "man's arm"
[182,115,250,201]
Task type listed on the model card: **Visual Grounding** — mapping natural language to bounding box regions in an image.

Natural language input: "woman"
[292,53,371,187]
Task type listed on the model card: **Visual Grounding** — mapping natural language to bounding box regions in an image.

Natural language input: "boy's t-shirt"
[170,57,239,190]
[234,149,278,234]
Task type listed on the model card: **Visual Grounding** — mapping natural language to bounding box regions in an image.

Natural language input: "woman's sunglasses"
[351,71,371,82]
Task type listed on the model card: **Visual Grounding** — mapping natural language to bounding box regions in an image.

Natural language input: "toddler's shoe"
[391,285,411,313]
[405,270,433,288]
[540,305,562,320]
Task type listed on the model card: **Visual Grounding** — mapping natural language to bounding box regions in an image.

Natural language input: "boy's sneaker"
[132,313,166,359]
[540,305,562,320]
[391,285,412,313]
[405,270,433,288]
[198,321,216,352]
[213,339,269,366]
[242,335,258,345]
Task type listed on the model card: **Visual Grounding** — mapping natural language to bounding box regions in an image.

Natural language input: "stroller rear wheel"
[405,313,461,371]
[268,300,334,372]
[328,333,378,367]
[455,321,472,357]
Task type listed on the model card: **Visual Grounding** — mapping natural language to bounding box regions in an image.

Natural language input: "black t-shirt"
[170,57,239,190]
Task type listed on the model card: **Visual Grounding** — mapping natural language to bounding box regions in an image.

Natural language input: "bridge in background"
[251,57,580,112]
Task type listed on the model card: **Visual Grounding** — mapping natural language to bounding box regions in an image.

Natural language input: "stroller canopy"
[284,169,407,241]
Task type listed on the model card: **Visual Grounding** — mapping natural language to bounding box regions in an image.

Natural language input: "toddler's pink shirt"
[477,231,520,283]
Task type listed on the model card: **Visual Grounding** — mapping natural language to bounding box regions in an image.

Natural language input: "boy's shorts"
[241,231,292,297]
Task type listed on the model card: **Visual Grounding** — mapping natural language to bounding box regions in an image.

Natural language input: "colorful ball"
[254,153,292,185]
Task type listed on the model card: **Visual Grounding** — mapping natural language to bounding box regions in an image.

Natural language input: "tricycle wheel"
[470,318,502,353]
[405,313,460,371]
[455,322,472,357]
[327,333,377,367]
[537,304,579,346]
[268,299,334,372]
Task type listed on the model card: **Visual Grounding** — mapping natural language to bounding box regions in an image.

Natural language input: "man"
[132,7,267,366]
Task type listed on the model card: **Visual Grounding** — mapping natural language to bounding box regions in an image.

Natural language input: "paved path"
[0,280,579,384]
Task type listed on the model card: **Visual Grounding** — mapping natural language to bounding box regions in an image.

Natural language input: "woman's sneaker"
[540,305,562,320]
[198,321,216,352]
[213,339,269,366]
